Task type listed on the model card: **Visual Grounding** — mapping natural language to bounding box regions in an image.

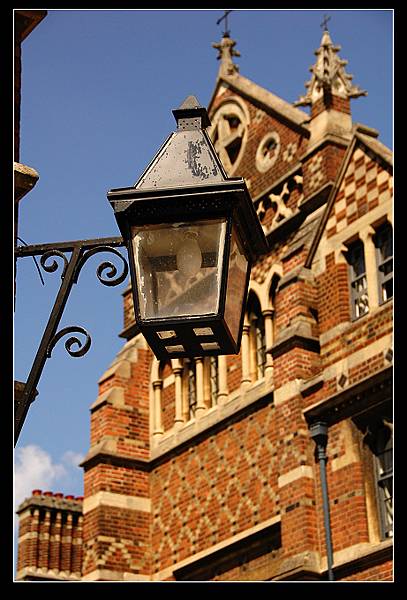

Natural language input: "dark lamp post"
[108,96,268,360]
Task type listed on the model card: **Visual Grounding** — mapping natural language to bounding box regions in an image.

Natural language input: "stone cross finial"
[212,11,240,77]
[216,9,233,37]
[320,14,331,31]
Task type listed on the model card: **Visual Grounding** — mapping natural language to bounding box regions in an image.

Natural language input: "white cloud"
[62,450,84,468]
[14,445,66,509]
[14,445,83,510]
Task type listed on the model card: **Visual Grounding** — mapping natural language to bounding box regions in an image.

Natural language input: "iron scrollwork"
[40,249,70,279]
[73,245,129,286]
[14,236,128,444]
[47,326,92,358]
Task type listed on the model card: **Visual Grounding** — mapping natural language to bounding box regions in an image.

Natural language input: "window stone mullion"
[360,225,380,311]
[194,357,206,418]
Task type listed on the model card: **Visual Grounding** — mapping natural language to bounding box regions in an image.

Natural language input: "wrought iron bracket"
[14,236,128,445]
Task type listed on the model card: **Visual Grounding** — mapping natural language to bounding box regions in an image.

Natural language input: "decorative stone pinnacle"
[294,28,367,107]
[212,33,241,77]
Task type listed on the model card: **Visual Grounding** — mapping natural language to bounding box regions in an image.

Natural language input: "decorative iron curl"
[40,250,69,279]
[47,326,91,358]
[73,246,129,286]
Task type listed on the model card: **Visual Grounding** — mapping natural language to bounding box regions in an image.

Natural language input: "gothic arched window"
[360,412,393,541]
[247,293,266,382]
[182,358,197,420]
[373,421,393,539]
[374,222,393,304]
[347,239,369,320]
[204,356,219,408]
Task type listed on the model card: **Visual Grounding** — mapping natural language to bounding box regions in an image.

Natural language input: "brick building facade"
[16,25,393,582]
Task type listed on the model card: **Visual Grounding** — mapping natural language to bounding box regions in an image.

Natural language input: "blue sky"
[14,9,393,518]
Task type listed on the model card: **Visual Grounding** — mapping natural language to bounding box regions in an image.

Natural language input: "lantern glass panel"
[224,226,249,343]
[131,219,227,321]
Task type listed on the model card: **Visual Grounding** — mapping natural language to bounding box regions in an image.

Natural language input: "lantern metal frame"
[108,180,261,359]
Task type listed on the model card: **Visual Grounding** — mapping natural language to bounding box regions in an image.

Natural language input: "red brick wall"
[317,256,350,334]
[123,286,135,332]
[210,88,308,200]
[162,381,176,432]
[311,95,351,119]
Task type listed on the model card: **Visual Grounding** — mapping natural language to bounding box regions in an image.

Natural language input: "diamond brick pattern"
[151,404,281,570]
[307,154,324,192]
[326,146,392,238]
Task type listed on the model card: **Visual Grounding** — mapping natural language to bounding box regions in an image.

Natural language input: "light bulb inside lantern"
[176,232,202,278]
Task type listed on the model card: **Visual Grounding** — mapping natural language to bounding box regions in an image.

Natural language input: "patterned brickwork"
[82,505,151,576]
[150,402,280,571]
[251,247,281,286]
[326,146,393,238]
[302,144,346,200]
[320,301,392,374]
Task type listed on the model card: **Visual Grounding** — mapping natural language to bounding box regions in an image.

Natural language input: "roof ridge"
[211,71,310,130]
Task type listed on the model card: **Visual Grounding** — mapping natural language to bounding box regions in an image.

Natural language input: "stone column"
[263,309,274,382]
[217,355,229,404]
[203,358,212,409]
[360,225,379,310]
[240,323,252,391]
[152,380,164,437]
[194,357,206,417]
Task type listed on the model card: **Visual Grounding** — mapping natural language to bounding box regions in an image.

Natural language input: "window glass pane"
[224,227,249,343]
[375,224,393,304]
[376,426,393,538]
[382,279,393,303]
[376,224,393,261]
[132,219,226,320]
[348,240,369,319]
[349,242,366,278]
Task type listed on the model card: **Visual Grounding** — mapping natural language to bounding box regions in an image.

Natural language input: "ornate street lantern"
[108,96,268,360]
